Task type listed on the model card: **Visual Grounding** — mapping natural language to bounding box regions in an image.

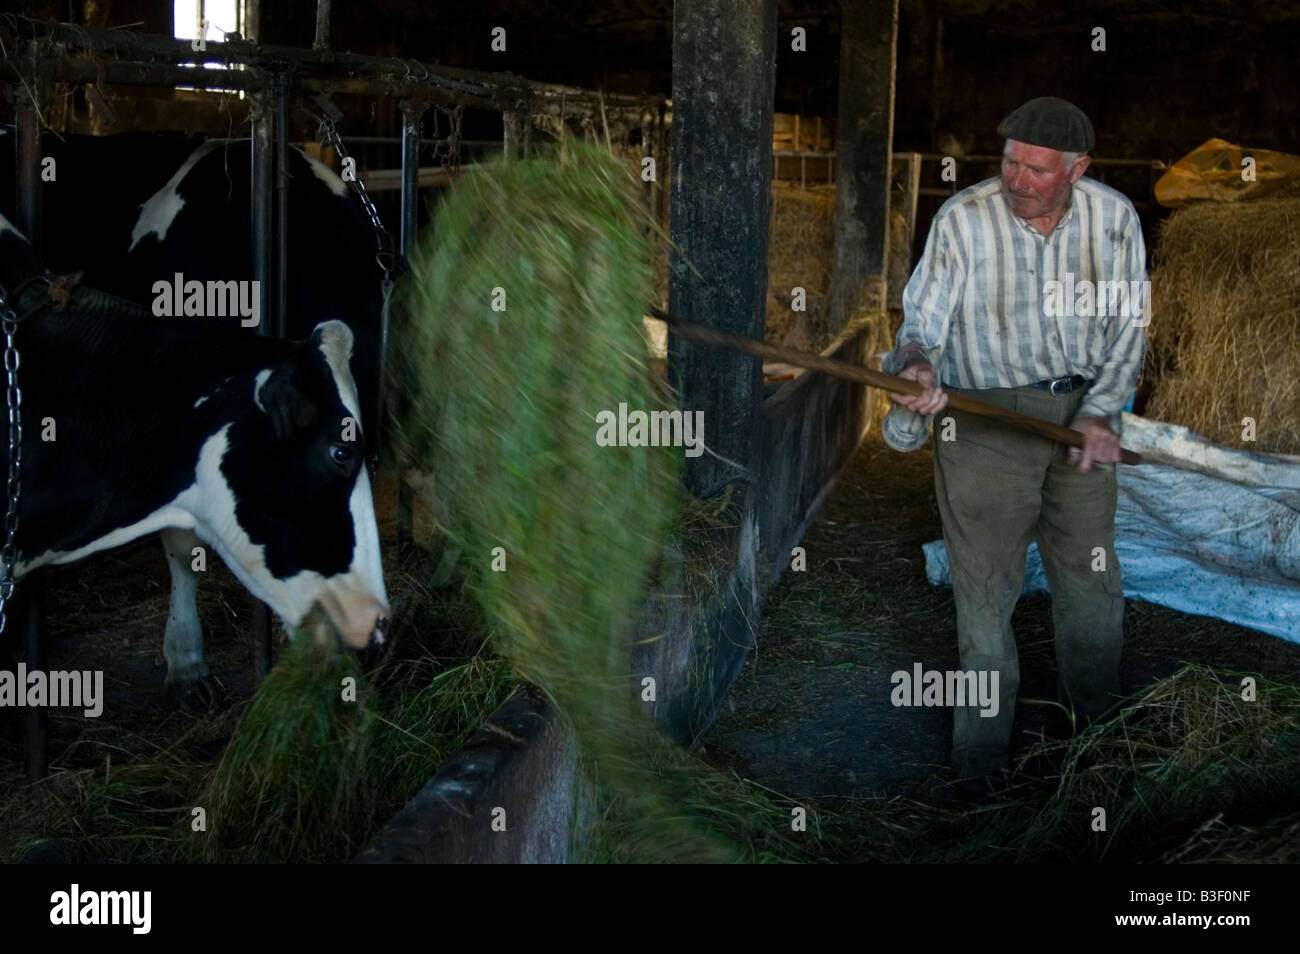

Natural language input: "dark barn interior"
[1,0,1299,881]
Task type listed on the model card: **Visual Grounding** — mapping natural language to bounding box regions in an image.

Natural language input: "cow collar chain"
[310,97,397,282]
[0,279,26,635]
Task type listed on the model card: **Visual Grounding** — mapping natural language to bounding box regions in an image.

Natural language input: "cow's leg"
[160,528,211,698]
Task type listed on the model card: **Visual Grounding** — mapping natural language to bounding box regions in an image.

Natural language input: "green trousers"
[933,385,1125,779]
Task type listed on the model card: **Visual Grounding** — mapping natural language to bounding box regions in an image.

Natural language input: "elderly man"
[882,97,1147,795]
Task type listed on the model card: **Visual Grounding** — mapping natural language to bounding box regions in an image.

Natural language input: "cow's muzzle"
[314,586,390,650]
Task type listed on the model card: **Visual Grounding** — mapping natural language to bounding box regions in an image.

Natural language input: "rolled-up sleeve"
[1076,209,1148,424]
[880,216,963,452]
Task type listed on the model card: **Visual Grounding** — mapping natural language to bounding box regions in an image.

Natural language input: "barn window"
[173,0,245,94]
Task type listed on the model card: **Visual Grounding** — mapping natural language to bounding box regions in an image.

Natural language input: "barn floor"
[6,429,1298,861]
[700,432,1300,804]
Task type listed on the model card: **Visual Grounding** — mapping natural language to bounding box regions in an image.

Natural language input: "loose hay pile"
[198,614,374,862]
[1145,196,1300,454]
[195,598,515,862]
[954,665,1300,864]
[0,571,515,864]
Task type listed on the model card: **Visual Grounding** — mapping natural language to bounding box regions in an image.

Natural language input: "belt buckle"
[1049,376,1073,396]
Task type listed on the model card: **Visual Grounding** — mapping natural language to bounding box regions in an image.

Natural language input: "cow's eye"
[328,443,358,472]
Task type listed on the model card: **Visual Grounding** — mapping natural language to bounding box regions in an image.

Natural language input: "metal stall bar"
[395,99,426,550]
[0,15,662,119]
[12,44,48,781]
[274,72,290,339]
[250,86,276,682]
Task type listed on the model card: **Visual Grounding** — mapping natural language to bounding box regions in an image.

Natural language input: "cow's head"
[186,320,389,648]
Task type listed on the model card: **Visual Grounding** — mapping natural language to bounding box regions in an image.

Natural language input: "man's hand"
[890,356,949,416]
[1068,416,1121,472]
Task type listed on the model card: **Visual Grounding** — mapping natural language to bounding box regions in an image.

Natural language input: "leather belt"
[1027,374,1089,396]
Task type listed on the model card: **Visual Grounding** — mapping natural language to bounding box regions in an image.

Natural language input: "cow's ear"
[256,364,319,441]
[311,320,355,366]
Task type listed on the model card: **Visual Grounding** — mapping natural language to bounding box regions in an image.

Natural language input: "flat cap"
[997,97,1095,153]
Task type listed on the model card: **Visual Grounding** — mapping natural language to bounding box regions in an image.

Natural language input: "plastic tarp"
[922,414,1300,643]
[1154,138,1300,207]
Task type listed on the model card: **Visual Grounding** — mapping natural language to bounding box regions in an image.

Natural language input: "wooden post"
[667,0,778,498]
[251,95,274,334]
[502,107,529,159]
[828,0,899,329]
[314,0,332,51]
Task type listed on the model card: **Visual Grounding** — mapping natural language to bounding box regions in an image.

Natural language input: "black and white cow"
[3,128,389,690]
[0,213,388,687]
[1,128,386,434]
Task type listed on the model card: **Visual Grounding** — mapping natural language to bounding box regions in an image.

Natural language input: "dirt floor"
[700,432,1300,803]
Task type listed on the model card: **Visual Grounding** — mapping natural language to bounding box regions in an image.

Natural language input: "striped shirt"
[881,175,1148,452]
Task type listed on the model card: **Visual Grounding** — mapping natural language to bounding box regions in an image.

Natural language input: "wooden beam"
[668,0,778,498]
[828,0,899,327]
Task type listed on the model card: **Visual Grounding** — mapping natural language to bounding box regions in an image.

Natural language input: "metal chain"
[431,104,463,173]
[312,101,397,280]
[0,284,24,636]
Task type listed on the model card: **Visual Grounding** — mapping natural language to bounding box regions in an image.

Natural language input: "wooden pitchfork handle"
[650,308,1143,466]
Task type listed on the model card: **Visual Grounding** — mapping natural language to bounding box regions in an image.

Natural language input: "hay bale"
[767,183,836,348]
[1145,196,1300,454]
[766,182,909,352]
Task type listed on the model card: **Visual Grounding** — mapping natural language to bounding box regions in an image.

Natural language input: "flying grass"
[391,143,748,860]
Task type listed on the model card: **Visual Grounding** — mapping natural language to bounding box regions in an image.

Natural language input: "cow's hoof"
[167,675,222,712]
